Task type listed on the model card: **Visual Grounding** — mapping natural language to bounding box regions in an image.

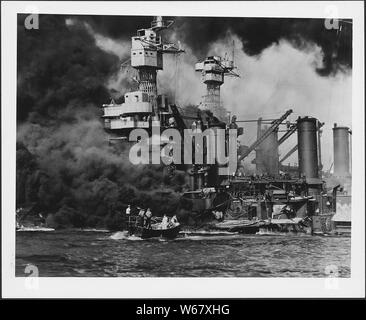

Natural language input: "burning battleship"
[101,16,352,236]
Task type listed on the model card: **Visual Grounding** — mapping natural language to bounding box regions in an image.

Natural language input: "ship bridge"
[101,16,184,137]
[195,52,239,122]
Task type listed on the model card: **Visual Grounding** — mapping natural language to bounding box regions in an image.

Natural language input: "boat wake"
[177,231,240,241]
[182,230,238,236]
[109,231,143,241]
[17,227,55,232]
[81,228,109,232]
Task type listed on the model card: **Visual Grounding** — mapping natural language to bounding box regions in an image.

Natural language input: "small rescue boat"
[128,221,181,240]
[140,223,181,239]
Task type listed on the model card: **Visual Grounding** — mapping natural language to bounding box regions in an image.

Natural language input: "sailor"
[196,120,202,132]
[229,115,238,129]
[168,117,176,127]
[217,211,223,220]
[213,211,223,221]
[138,208,145,226]
[125,205,131,223]
[170,214,179,227]
[161,214,169,229]
[145,208,152,229]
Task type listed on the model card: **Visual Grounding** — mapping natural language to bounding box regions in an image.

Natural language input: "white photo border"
[1,1,365,298]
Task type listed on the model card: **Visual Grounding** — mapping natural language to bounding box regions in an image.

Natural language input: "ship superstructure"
[102,16,184,139]
[195,54,239,121]
[100,16,351,236]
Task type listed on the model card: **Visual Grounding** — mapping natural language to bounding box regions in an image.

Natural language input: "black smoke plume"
[16,14,187,229]
[16,14,352,229]
[80,15,352,76]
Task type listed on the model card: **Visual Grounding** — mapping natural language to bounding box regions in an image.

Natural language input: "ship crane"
[238,109,293,162]
[279,121,324,166]
[277,122,298,163]
[278,123,297,145]
[280,145,298,163]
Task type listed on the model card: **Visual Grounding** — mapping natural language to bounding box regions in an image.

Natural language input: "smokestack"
[297,117,319,180]
[255,118,264,174]
[256,127,279,175]
[333,123,351,177]
[263,129,279,175]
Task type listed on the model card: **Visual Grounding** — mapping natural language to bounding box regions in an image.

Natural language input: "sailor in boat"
[125,204,131,224]
[161,214,169,229]
[138,208,145,227]
[145,208,152,229]
[169,214,179,227]
[213,210,223,221]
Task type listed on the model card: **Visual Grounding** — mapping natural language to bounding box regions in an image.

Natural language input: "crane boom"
[280,145,298,163]
[238,109,293,162]
[278,123,297,145]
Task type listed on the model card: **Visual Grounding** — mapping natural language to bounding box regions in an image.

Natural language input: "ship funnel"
[333,123,351,177]
[297,117,319,180]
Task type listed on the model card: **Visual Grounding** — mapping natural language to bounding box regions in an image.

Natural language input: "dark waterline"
[16,230,351,277]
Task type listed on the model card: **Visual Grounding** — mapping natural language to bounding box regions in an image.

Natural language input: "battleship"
[101,16,352,236]
[8,1,362,295]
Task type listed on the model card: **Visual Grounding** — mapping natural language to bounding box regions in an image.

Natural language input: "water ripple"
[16,231,351,277]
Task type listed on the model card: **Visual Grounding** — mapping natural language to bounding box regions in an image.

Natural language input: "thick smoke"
[17,14,352,228]
[80,15,352,76]
[16,15,187,229]
[81,15,352,169]
[172,17,352,76]
[205,35,352,169]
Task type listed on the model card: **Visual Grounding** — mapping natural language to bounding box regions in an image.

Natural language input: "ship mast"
[101,16,184,138]
[131,16,183,114]
[195,44,239,121]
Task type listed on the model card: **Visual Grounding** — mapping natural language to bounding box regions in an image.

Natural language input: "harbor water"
[16,230,351,277]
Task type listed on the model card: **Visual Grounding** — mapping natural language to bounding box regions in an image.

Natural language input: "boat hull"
[141,225,181,239]
[129,223,181,239]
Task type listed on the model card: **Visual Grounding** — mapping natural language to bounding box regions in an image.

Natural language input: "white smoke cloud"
[209,34,352,169]
[158,46,204,106]
[97,30,351,170]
